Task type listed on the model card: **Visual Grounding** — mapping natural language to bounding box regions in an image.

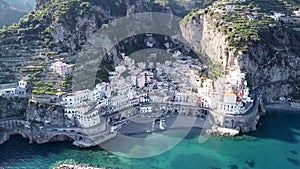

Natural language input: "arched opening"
[174,109,179,115]
[48,134,75,142]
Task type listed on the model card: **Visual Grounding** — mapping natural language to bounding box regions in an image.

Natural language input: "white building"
[199,79,213,97]
[111,94,129,110]
[18,80,27,96]
[18,80,27,89]
[226,70,246,88]
[115,65,126,74]
[148,62,155,69]
[294,9,300,17]
[51,61,73,76]
[77,107,101,128]
[62,90,92,107]
[149,91,168,103]
[139,95,150,103]
[140,104,152,114]
[199,96,212,108]
[224,92,237,104]
[271,13,285,21]
[220,92,239,114]
[175,92,192,103]
[131,76,137,86]
[173,50,182,57]
[0,83,18,97]
[65,106,101,128]
[93,83,111,101]
[0,80,28,98]
[137,62,146,69]
[128,98,139,107]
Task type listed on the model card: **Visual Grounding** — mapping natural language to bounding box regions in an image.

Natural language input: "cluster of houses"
[58,53,211,128]
[0,48,253,131]
[0,80,27,98]
[0,60,73,99]
[57,47,256,129]
[218,70,252,115]
[61,89,102,128]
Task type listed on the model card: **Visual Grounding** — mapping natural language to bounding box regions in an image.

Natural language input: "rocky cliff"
[1,0,300,101]
[181,11,300,102]
[0,98,28,118]
[26,101,65,126]
[34,0,169,53]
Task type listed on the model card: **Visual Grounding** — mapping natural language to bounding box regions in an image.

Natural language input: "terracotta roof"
[225,92,236,97]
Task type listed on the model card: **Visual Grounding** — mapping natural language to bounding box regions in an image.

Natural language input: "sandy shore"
[118,115,206,135]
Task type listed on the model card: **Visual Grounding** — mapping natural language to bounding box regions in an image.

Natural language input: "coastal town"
[2,0,300,147]
[0,0,300,168]
[0,47,261,147]
[0,0,299,148]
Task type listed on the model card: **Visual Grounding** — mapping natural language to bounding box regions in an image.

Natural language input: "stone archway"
[48,134,75,142]
[174,109,179,115]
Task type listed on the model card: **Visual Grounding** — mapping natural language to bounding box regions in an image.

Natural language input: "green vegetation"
[179,0,300,53]
[154,0,169,7]
[201,59,224,80]
[0,0,93,50]
[32,82,56,96]
[211,1,280,50]
[180,10,205,26]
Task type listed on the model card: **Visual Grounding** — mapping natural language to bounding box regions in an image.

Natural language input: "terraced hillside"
[181,0,300,100]
[0,0,169,98]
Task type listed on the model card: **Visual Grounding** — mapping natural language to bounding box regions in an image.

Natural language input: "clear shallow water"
[0,110,300,169]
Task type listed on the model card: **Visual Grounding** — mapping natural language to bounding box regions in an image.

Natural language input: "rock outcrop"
[0,98,28,118]
[181,14,300,103]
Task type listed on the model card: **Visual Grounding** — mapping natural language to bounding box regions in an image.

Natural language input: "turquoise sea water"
[0,109,300,169]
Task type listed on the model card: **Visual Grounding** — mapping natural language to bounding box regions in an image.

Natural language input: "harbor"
[0,109,300,169]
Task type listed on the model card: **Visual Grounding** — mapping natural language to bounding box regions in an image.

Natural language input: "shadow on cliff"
[0,134,79,166]
[247,109,300,143]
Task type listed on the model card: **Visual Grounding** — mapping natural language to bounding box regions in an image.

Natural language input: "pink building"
[136,73,146,88]
[51,61,73,76]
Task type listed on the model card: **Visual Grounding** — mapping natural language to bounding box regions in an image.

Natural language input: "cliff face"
[181,14,228,65]
[35,0,168,54]
[181,14,300,102]
[26,101,65,126]
[0,98,28,119]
